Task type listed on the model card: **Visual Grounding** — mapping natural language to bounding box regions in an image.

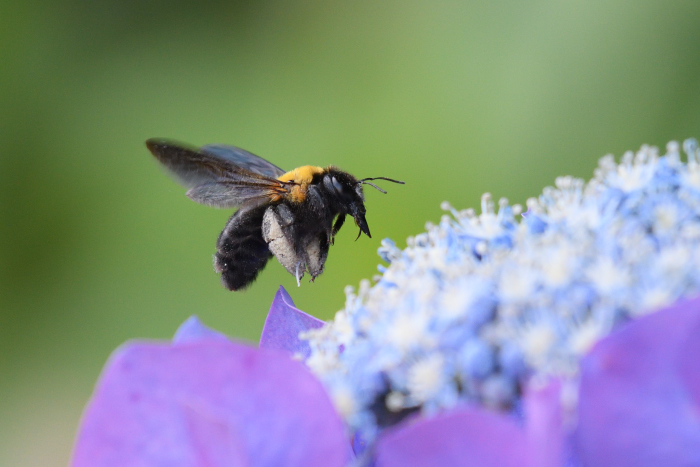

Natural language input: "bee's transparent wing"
[200,144,286,179]
[146,138,288,209]
[185,181,285,208]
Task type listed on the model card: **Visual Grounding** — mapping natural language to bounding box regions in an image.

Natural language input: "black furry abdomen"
[214,205,273,291]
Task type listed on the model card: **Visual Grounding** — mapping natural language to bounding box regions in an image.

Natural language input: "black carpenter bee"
[146,138,404,291]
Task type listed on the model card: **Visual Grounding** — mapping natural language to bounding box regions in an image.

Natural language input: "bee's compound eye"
[331,176,344,194]
[324,174,344,195]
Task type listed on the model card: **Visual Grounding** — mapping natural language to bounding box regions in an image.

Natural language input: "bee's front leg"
[330,213,346,245]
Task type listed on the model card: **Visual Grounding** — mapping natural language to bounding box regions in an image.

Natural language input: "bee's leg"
[275,203,296,227]
[263,205,306,281]
[304,185,331,245]
[214,205,272,291]
[274,204,315,278]
[305,232,329,281]
[331,214,346,245]
[273,204,299,253]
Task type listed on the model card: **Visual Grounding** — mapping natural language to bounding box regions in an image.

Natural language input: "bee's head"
[322,170,370,237]
[322,169,405,239]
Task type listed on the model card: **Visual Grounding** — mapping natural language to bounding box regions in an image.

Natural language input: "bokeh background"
[2,1,700,465]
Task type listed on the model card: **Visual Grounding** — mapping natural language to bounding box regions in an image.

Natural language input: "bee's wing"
[200,144,286,179]
[146,138,289,209]
[185,181,286,208]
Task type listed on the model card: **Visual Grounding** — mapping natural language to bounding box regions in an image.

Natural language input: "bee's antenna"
[359,177,405,194]
[360,177,405,184]
[362,181,387,194]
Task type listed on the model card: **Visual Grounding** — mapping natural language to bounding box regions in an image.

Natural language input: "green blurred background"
[2,1,700,464]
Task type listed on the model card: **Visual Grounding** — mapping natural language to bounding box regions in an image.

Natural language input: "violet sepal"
[525,380,564,467]
[173,315,229,344]
[373,406,530,467]
[260,286,324,358]
[72,338,348,467]
[575,296,700,466]
[372,378,568,467]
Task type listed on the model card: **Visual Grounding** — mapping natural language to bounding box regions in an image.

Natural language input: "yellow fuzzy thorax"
[277,165,325,203]
[278,165,325,184]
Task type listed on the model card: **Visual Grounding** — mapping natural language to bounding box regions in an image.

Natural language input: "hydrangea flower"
[303,139,700,442]
[71,312,350,467]
[72,140,700,466]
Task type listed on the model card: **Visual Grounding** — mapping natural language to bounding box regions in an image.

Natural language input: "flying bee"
[146,138,404,291]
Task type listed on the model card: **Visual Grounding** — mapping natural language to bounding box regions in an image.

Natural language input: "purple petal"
[679,305,700,410]
[374,406,531,467]
[575,296,700,466]
[72,339,348,467]
[524,380,565,467]
[173,315,229,344]
[260,286,324,358]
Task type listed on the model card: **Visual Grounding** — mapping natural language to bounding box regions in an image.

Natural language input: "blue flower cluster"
[302,139,700,440]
